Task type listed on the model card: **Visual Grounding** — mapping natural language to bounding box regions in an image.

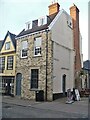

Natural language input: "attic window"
[25,21,32,30]
[38,16,47,26]
[27,23,30,29]
[5,42,10,50]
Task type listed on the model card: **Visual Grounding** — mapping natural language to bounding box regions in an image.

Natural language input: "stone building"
[15,2,80,101]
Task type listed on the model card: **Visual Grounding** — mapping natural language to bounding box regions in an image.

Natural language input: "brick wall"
[70,5,81,72]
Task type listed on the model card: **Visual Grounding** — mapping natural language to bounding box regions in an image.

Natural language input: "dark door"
[16,73,22,96]
[62,74,66,96]
[6,79,11,95]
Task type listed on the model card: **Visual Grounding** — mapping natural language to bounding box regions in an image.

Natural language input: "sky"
[0,0,89,61]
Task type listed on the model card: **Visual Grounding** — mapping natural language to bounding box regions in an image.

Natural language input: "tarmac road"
[2,102,87,118]
[2,96,89,118]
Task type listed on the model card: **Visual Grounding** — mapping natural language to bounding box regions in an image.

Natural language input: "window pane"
[21,40,28,57]
[5,42,10,50]
[21,40,28,49]
[22,49,27,57]
[31,69,38,89]
[35,47,41,55]
[34,37,42,56]
[35,37,41,47]
[0,57,5,70]
[7,56,13,70]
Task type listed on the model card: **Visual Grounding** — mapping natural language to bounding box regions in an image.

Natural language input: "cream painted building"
[15,2,75,101]
[50,10,75,97]
[0,31,16,95]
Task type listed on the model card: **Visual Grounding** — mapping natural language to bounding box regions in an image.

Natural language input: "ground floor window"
[2,77,14,95]
[31,69,38,89]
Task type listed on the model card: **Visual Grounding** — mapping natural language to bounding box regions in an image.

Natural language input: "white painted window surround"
[25,21,32,30]
[34,37,42,56]
[21,40,28,58]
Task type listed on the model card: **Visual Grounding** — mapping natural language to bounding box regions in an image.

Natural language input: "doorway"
[62,74,66,96]
[6,79,11,95]
[16,73,22,96]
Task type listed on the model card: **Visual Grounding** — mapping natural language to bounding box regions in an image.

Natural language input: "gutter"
[15,29,48,40]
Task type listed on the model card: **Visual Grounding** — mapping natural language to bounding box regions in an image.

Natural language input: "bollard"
[88,95,90,120]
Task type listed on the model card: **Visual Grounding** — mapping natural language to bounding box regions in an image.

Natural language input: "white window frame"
[25,21,32,30]
[34,37,42,56]
[21,40,28,58]
[21,49,28,58]
[38,16,47,26]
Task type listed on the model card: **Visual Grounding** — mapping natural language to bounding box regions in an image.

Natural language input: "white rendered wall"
[50,11,74,93]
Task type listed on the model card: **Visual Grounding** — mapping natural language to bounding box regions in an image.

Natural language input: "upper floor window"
[5,42,10,50]
[0,57,5,70]
[34,37,42,56]
[7,56,13,70]
[21,40,28,58]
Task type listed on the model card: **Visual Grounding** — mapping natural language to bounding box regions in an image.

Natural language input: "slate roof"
[1,31,16,50]
[0,40,3,50]
[16,12,58,38]
[83,60,90,70]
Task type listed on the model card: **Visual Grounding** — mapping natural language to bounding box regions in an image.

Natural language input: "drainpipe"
[45,29,48,101]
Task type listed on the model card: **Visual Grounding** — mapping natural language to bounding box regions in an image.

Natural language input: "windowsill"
[21,56,28,59]
[33,55,42,57]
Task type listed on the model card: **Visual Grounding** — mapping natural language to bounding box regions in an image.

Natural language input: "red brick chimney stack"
[70,4,81,73]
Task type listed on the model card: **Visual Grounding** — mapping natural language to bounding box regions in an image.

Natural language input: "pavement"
[2,95,89,118]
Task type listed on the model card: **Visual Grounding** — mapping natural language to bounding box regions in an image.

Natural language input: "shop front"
[2,76,14,96]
